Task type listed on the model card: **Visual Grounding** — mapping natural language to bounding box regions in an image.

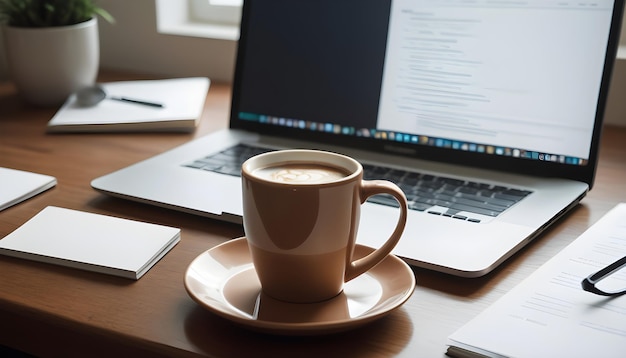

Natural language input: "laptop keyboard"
[183,144,273,176]
[362,164,531,223]
[183,144,532,223]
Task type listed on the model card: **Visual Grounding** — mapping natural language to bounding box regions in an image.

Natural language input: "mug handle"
[344,180,408,282]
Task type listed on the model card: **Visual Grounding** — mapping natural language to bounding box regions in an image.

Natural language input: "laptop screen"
[230,0,624,186]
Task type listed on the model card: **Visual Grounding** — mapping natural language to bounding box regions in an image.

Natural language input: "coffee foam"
[252,163,349,184]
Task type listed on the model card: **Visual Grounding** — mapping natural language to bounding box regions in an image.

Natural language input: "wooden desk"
[1,74,625,357]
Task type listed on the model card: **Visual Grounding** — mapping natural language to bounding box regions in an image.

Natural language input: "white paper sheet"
[448,203,626,358]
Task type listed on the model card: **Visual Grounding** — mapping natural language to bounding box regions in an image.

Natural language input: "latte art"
[271,168,339,183]
[253,164,349,184]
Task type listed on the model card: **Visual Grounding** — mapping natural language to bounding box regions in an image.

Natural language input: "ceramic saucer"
[184,237,416,335]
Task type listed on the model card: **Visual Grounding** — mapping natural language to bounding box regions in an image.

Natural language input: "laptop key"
[448,203,500,217]
[408,202,431,211]
[494,192,530,201]
[502,188,533,197]
[366,194,400,208]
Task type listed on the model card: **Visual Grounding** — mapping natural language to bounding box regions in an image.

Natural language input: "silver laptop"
[92,0,624,277]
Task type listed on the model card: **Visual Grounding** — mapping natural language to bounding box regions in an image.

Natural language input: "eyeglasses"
[581,255,626,296]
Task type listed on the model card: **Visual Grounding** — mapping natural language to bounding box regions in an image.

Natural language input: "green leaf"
[0,0,114,27]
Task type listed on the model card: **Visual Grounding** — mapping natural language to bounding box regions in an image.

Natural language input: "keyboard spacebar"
[446,203,500,217]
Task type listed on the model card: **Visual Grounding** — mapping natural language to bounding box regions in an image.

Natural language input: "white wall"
[604,60,626,126]
[98,0,237,82]
[0,1,625,126]
[0,0,237,83]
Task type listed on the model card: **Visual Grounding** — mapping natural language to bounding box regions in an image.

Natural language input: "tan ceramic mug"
[241,149,408,303]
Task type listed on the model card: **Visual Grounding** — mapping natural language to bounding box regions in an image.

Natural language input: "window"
[155,0,242,41]
[190,0,242,26]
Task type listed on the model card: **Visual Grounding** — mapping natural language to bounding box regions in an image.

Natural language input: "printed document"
[447,203,626,358]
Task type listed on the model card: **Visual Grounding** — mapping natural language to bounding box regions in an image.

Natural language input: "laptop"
[92,0,625,277]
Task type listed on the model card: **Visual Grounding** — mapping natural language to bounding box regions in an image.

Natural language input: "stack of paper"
[0,206,180,280]
[0,167,56,211]
[47,77,210,133]
[447,203,626,358]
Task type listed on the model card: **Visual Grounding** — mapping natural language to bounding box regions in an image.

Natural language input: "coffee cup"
[241,149,407,303]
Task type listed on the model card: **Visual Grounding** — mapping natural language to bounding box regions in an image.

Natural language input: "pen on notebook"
[109,96,165,108]
[75,85,165,108]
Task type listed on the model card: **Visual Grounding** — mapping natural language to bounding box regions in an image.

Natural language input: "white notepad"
[0,167,56,211]
[0,206,181,279]
[447,203,626,358]
[47,77,210,133]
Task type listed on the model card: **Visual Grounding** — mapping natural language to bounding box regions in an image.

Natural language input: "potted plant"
[0,0,113,107]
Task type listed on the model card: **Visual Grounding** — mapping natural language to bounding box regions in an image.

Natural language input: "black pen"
[109,96,165,108]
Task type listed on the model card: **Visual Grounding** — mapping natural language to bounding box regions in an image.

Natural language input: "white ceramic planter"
[3,17,99,107]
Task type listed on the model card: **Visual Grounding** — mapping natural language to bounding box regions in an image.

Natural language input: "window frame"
[155,0,242,41]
